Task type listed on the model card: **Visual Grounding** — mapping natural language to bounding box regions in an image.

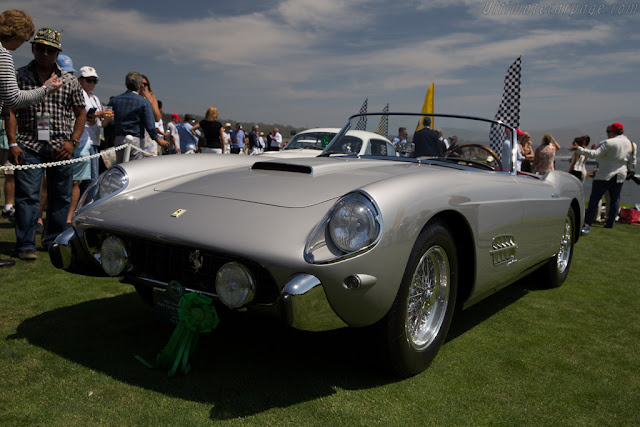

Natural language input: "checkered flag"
[355,98,368,130]
[490,57,521,164]
[376,103,389,138]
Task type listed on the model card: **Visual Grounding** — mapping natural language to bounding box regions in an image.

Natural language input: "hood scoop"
[251,161,313,175]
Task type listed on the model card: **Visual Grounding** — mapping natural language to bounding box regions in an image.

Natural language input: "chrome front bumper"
[50,229,347,332]
[279,273,348,331]
[49,227,82,270]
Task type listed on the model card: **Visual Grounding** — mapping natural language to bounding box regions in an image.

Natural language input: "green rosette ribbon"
[136,292,219,376]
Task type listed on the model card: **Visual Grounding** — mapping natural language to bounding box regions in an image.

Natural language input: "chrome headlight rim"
[304,191,382,264]
[76,166,129,213]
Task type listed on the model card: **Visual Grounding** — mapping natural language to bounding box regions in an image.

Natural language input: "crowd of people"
[1,10,638,270]
[0,10,287,268]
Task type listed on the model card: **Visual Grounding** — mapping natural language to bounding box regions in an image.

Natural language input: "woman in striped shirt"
[0,9,62,113]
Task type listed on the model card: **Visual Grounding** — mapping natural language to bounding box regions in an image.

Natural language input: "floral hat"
[31,27,62,51]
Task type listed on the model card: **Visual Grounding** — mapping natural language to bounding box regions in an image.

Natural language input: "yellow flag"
[416,82,434,131]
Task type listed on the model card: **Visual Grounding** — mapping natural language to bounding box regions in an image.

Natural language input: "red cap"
[610,122,623,134]
[171,113,182,121]
[516,128,524,136]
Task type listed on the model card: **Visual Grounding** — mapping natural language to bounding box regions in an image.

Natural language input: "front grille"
[117,235,279,304]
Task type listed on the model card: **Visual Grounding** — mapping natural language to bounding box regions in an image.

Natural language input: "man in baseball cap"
[577,121,635,233]
[166,114,182,154]
[56,54,76,73]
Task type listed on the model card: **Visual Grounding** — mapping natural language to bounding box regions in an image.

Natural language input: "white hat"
[79,66,99,79]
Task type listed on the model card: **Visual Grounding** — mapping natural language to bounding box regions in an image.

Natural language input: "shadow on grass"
[8,274,542,420]
[8,292,395,419]
[447,274,539,342]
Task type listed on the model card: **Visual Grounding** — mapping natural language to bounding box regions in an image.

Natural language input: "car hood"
[151,157,413,208]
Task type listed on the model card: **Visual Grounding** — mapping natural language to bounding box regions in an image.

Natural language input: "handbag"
[619,208,640,224]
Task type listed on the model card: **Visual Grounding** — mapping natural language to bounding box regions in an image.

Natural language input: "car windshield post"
[320,121,353,156]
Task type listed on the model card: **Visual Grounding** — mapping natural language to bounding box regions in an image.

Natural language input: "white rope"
[1,142,155,172]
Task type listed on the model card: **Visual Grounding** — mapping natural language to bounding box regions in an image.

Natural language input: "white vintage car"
[261,128,397,158]
[51,113,585,377]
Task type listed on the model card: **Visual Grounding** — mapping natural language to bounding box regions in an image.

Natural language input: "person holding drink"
[68,66,112,224]
[77,66,112,191]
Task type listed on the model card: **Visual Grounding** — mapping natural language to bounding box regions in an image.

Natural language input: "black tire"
[539,208,575,288]
[383,219,458,378]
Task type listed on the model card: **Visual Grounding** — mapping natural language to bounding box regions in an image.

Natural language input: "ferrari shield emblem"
[171,209,186,218]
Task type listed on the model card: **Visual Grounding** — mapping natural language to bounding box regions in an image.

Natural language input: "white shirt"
[578,134,635,183]
[166,121,180,152]
[271,132,282,147]
[81,90,102,147]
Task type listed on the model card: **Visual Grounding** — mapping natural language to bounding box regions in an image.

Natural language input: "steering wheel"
[446,143,504,171]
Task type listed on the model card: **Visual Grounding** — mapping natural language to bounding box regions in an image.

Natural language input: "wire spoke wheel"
[556,216,572,274]
[537,208,575,288]
[405,246,449,350]
[384,219,457,378]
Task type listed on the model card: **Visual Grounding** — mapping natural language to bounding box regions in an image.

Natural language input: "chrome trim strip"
[304,190,383,265]
[132,276,219,299]
[75,166,129,215]
[50,227,77,270]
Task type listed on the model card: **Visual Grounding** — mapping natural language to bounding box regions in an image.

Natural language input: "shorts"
[0,148,13,176]
[72,143,92,181]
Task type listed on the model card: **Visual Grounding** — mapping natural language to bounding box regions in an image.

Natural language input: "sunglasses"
[84,78,98,84]
[34,44,59,55]
[142,82,149,87]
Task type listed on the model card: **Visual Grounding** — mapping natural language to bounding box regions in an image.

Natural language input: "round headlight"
[100,236,128,276]
[215,262,255,308]
[329,200,378,253]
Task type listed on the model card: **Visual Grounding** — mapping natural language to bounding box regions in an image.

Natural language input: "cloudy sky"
[6,0,639,130]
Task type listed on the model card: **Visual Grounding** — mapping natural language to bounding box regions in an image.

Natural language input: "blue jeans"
[14,145,73,251]
[584,177,623,228]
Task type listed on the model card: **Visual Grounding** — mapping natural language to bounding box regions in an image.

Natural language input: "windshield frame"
[324,112,518,175]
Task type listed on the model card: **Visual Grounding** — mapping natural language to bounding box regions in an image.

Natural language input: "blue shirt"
[231,130,245,148]
[178,121,199,153]
[108,90,158,140]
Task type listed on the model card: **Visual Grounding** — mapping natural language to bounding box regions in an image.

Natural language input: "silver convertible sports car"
[51,113,585,377]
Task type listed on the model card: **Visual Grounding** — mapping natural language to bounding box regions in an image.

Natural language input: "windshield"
[323,113,516,172]
[284,131,337,150]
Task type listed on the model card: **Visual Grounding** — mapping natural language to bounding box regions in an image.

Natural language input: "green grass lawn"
[1,211,639,425]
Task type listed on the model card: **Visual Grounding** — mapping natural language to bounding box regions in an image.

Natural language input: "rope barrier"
[0,142,155,172]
